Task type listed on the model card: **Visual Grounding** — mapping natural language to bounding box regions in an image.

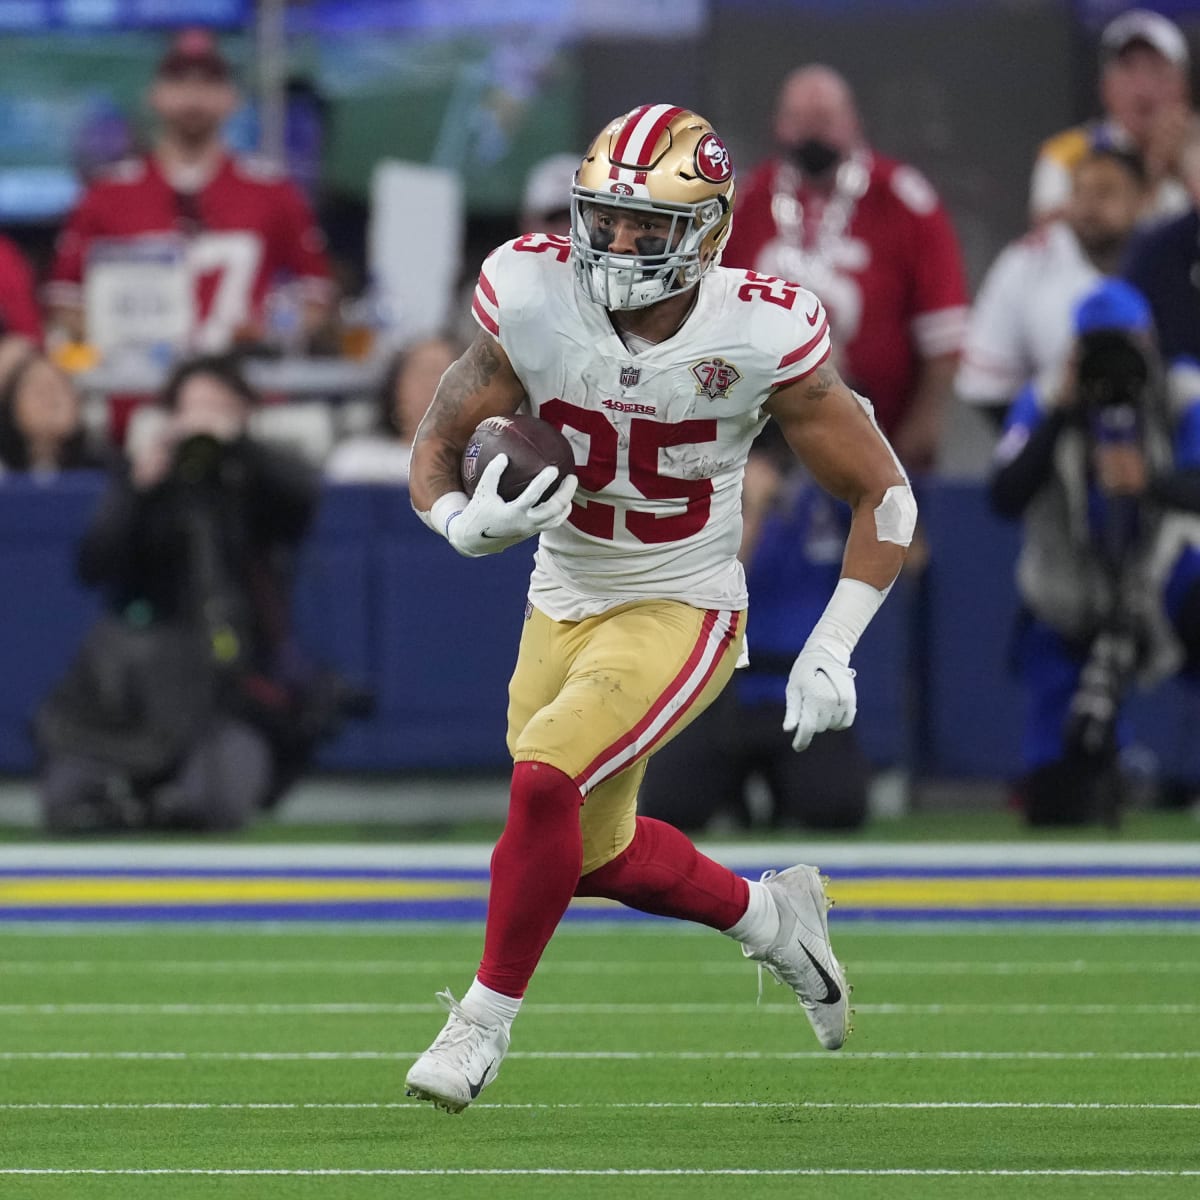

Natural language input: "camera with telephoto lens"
[170,432,227,486]
[1064,329,1151,761]
[1065,626,1139,759]
[1076,329,1148,444]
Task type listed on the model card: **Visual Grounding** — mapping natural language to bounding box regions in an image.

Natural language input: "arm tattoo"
[419,334,507,496]
[801,365,837,404]
[426,336,503,438]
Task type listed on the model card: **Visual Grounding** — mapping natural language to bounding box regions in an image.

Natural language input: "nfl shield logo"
[620,365,641,388]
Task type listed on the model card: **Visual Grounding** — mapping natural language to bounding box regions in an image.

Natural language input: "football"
[461,414,576,503]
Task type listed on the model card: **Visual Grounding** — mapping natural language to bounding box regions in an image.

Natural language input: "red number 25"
[539,399,717,543]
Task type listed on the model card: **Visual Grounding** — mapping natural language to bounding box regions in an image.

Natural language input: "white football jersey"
[473,234,832,620]
[956,221,1100,410]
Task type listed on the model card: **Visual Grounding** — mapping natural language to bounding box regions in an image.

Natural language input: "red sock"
[477,761,584,998]
[575,816,749,930]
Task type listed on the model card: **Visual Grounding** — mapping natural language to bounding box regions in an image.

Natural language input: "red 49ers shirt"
[0,234,43,342]
[722,151,968,436]
[48,153,332,351]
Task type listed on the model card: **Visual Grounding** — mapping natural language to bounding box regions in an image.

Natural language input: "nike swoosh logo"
[467,1059,495,1099]
[800,944,842,1004]
[805,300,821,325]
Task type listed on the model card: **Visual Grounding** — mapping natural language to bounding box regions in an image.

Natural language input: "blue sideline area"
[3,474,1200,779]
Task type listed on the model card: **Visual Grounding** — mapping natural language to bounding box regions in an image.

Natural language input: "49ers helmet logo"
[694,133,732,184]
[609,182,634,196]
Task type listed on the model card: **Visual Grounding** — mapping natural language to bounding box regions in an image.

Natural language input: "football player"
[406,105,914,1113]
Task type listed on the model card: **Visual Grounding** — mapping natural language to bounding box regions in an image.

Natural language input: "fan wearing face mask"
[722,65,968,474]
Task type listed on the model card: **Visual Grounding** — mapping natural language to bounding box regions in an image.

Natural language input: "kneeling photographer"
[990,280,1200,825]
[37,354,366,834]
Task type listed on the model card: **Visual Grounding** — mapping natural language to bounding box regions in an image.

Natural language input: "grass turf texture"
[0,921,1197,1199]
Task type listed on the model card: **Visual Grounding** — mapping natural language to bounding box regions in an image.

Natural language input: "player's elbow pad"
[873,483,917,547]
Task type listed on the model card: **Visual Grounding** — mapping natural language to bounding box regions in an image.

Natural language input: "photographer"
[989,280,1200,825]
[36,355,324,833]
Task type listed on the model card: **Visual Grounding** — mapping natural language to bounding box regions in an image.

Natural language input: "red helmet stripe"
[612,103,684,168]
[611,104,653,162]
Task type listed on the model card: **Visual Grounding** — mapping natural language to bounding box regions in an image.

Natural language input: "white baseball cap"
[522,153,579,218]
[1101,8,1189,68]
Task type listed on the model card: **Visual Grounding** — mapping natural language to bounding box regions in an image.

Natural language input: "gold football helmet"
[571,104,736,310]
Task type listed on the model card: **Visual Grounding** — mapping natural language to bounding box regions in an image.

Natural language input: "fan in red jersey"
[0,235,42,347]
[46,29,333,357]
[721,65,968,472]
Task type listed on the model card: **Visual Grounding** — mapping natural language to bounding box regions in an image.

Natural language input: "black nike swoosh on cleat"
[799,944,842,1004]
[467,1059,496,1099]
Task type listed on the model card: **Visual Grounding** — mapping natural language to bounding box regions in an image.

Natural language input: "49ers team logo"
[609,182,635,196]
[690,357,741,400]
[694,133,732,184]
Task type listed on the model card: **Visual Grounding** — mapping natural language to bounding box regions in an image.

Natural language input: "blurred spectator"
[0,334,36,395]
[227,76,370,302]
[519,152,578,236]
[46,29,334,358]
[0,234,43,343]
[71,98,137,187]
[286,77,370,306]
[1031,9,1193,225]
[1123,120,1200,365]
[33,354,346,834]
[959,148,1148,428]
[721,64,968,472]
[988,280,1200,825]
[0,354,101,476]
[325,335,458,484]
[639,429,870,833]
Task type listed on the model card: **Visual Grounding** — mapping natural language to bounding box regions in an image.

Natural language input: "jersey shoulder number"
[472,234,572,338]
[724,268,832,387]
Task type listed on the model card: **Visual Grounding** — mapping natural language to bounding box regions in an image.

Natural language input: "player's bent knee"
[511,758,584,813]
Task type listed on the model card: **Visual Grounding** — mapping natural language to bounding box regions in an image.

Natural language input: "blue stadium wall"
[3,474,1200,782]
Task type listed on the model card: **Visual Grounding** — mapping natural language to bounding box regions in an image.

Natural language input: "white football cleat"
[743,864,852,1050]
[404,989,510,1114]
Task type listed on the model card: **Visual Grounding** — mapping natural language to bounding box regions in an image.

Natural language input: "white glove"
[782,644,857,752]
[445,454,578,557]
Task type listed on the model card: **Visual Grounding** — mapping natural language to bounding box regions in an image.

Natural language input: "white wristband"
[429,490,471,541]
[802,577,886,665]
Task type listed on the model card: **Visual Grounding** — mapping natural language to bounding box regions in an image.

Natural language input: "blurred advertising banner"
[0,1,248,30]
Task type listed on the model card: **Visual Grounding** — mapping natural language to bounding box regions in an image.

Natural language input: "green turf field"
[1,920,1198,1199]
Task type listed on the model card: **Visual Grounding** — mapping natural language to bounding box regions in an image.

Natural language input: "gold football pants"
[507,600,744,874]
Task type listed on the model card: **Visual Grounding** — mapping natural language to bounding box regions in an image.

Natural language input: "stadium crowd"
[1,11,1199,832]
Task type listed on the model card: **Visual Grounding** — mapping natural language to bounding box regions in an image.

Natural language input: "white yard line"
[1,1168,1198,1177]
[3,957,1200,975]
[0,1001,1196,1016]
[1,1049,1197,1062]
[2,1101,1197,1112]
[0,921,1197,937]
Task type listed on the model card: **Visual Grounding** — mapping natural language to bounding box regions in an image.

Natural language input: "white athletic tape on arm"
[428,490,471,540]
[874,484,917,547]
[803,577,886,665]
